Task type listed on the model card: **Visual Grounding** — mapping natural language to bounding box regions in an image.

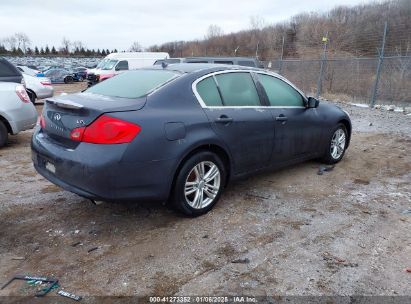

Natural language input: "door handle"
[275,115,288,122]
[215,116,233,124]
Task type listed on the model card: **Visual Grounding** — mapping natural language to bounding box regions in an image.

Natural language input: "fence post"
[278,36,285,74]
[316,32,328,99]
[370,21,387,107]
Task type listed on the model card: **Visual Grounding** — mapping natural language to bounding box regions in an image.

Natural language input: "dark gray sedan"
[31,64,351,216]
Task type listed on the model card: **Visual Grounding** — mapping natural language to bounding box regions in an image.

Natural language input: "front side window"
[257,74,304,107]
[215,72,260,106]
[86,70,179,99]
[196,76,223,106]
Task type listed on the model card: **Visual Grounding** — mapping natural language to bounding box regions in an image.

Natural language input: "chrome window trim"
[192,69,307,109]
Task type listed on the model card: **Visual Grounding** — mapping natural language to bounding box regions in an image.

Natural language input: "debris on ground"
[401,209,411,215]
[11,257,25,260]
[231,258,250,264]
[1,275,59,297]
[58,290,82,301]
[405,268,411,273]
[87,246,99,253]
[317,165,335,175]
[71,241,82,247]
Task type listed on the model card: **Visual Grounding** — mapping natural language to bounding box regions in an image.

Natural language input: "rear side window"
[215,72,260,106]
[86,70,179,98]
[214,61,233,65]
[0,60,20,77]
[258,74,304,107]
[238,60,256,67]
[196,77,223,106]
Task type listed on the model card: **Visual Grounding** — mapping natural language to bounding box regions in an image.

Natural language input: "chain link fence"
[264,56,411,106]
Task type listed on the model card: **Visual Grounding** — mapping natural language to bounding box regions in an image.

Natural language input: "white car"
[23,73,54,104]
[17,65,41,76]
[0,82,38,147]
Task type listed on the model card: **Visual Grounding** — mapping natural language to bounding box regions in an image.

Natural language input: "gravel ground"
[0,85,410,301]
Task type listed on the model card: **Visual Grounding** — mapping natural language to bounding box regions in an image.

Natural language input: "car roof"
[185,56,258,61]
[150,63,261,74]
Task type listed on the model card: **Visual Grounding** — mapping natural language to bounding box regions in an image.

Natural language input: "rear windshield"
[86,70,179,98]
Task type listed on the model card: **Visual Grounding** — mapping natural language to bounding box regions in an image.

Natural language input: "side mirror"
[307,97,320,108]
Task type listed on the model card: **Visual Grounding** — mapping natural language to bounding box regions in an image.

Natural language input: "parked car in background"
[87,52,169,86]
[32,64,351,216]
[17,65,42,77]
[72,67,88,82]
[23,73,54,104]
[44,68,75,84]
[0,82,38,147]
[153,57,263,68]
[0,57,25,85]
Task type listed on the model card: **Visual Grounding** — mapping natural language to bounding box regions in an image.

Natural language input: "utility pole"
[255,41,259,59]
[370,21,387,107]
[316,32,329,99]
[278,36,285,74]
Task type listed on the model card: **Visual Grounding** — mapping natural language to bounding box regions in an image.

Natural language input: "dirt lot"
[0,83,410,300]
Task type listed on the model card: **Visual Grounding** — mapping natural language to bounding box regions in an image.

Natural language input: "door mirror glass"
[307,97,319,108]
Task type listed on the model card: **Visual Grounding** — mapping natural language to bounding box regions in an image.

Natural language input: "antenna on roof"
[161,61,168,69]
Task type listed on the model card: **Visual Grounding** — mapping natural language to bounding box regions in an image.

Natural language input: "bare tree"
[249,15,266,31]
[205,25,223,40]
[3,36,17,51]
[61,37,71,55]
[129,41,143,52]
[14,32,31,53]
[72,40,85,52]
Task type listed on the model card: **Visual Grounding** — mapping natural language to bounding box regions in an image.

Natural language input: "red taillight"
[70,115,141,144]
[39,114,46,129]
[16,85,30,103]
[40,81,51,86]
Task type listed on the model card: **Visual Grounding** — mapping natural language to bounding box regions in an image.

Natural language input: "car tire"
[171,151,226,216]
[79,76,84,82]
[27,90,36,104]
[64,76,73,84]
[0,120,8,148]
[322,123,348,164]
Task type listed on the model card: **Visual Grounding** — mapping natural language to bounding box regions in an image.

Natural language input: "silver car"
[0,82,38,147]
[23,73,54,104]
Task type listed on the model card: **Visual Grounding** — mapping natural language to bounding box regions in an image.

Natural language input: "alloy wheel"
[330,128,346,160]
[184,161,221,209]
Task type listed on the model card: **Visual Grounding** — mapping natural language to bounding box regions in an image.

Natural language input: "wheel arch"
[169,143,232,199]
[338,119,351,147]
[0,114,12,134]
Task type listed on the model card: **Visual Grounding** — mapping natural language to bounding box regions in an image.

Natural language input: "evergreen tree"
[34,46,39,55]
[40,47,45,55]
[45,45,50,55]
[51,46,57,55]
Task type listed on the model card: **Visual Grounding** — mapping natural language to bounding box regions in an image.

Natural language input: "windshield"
[86,70,180,98]
[100,59,118,70]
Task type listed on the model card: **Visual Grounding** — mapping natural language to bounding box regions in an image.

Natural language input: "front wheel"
[171,151,226,216]
[322,124,348,164]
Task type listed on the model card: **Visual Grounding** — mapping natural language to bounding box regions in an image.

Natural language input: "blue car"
[72,67,88,82]
[32,64,351,216]
[44,68,74,84]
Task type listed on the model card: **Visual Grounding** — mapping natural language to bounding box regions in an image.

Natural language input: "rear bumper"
[31,128,176,202]
[35,86,54,99]
[8,103,38,134]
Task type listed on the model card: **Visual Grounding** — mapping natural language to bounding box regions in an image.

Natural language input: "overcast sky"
[1,0,372,51]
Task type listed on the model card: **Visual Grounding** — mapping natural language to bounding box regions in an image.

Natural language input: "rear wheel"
[64,76,73,84]
[322,123,348,164]
[27,90,36,104]
[171,151,226,216]
[0,121,8,147]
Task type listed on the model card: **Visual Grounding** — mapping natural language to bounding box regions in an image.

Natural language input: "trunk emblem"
[53,113,61,121]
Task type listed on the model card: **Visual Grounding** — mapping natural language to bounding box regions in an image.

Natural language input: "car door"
[194,71,275,175]
[255,73,322,164]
